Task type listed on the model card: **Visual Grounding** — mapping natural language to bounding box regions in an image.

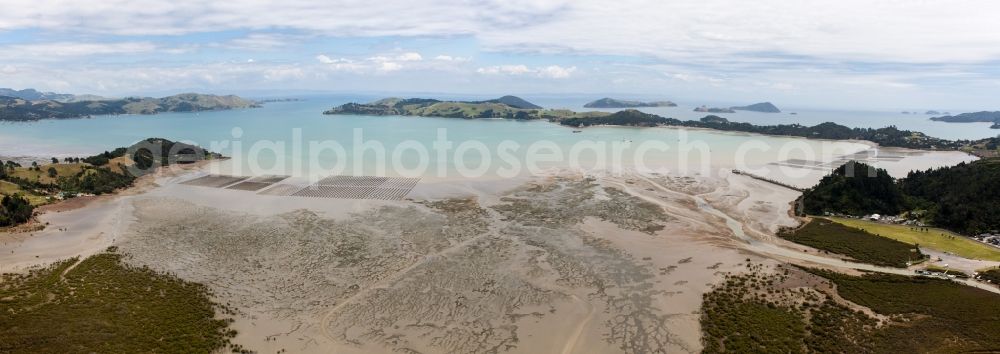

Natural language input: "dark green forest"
[803,159,1000,235]
[801,162,904,216]
[0,194,33,227]
[901,159,1000,234]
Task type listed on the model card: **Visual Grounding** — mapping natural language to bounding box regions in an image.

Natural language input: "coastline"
[1,110,995,353]
[2,153,998,352]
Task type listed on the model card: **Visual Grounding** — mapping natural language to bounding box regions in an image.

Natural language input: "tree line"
[802,160,1000,235]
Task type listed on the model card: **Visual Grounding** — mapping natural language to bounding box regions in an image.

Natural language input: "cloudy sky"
[2,0,1000,109]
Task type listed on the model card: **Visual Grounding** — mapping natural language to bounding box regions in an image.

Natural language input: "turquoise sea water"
[0,96,988,178]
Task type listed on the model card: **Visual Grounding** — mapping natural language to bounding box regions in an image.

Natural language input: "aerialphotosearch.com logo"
[124,127,874,181]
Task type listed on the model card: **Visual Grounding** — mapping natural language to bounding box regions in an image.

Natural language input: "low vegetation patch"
[829,217,1000,261]
[701,264,1000,353]
[779,218,923,267]
[701,264,877,353]
[0,249,239,353]
[810,269,1000,353]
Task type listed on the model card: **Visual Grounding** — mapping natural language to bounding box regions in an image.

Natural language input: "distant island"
[325,95,1000,153]
[0,87,104,102]
[930,111,1000,129]
[0,92,259,121]
[583,98,676,108]
[324,95,605,120]
[257,98,304,103]
[559,109,1000,152]
[694,105,735,113]
[730,102,781,113]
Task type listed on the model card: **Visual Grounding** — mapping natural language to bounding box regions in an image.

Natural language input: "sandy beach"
[1,149,995,353]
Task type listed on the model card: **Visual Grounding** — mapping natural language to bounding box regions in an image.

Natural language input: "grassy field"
[829,217,1000,261]
[0,180,21,194]
[779,218,923,267]
[0,249,239,353]
[0,180,49,205]
[8,163,88,184]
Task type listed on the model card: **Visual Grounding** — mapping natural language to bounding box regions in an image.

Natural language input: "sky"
[2,0,1000,110]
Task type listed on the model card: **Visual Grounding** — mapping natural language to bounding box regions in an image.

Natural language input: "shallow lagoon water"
[0,97,983,179]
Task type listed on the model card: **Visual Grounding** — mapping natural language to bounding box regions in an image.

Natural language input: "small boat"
[572,130,582,133]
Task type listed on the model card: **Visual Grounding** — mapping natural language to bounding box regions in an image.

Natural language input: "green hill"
[480,95,542,109]
[583,98,676,108]
[731,102,781,113]
[325,96,561,119]
[802,161,905,216]
[902,159,1000,234]
[0,93,259,121]
[803,159,1000,235]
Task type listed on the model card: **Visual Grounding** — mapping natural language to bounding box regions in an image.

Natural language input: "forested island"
[731,102,781,113]
[324,96,606,120]
[0,93,259,121]
[802,160,1000,235]
[583,98,676,108]
[931,111,1000,129]
[693,106,735,113]
[0,87,96,102]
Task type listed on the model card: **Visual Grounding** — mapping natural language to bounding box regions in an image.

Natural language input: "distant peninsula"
[930,111,1000,129]
[559,109,999,152]
[0,93,260,121]
[730,102,781,113]
[694,106,735,113]
[583,98,676,108]
[324,96,1000,153]
[324,96,601,120]
[0,87,102,102]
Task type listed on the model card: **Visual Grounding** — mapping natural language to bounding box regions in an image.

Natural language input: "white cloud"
[0,42,159,60]
[224,33,299,50]
[315,54,336,64]
[6,1,1000,108]
[315,51,461,74]
[477,64,575,78]
[0,61,315,95]
[396,52,423,61]
[263,67,306,81]
[477,65,531,75]
[538,65,576,79]
[5,1,1000,64]
[434,55,469,62]
[378,62,403,72]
